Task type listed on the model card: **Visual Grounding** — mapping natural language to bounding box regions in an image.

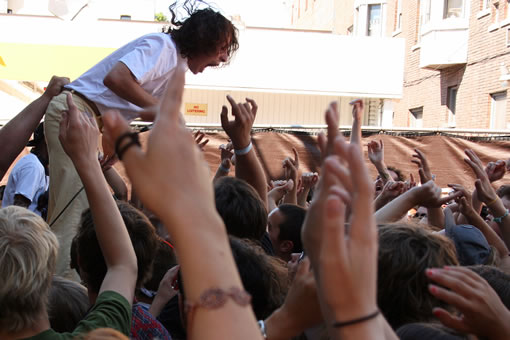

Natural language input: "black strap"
[115,132,140,160]
[332,310,380,328]
[49,186,84,227]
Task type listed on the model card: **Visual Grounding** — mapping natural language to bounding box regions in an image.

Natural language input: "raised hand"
[426,266,510,340]
[303,132,379,331]
[283,147,300,179]
[220,95,257,150]
[374,181,405,211]
[411,148,433,183]
[219,141,234,164]
[486,160,506,183]
[149,265,180,318]
[447,184,473,216]
[264,258,322,340]
[317,102,340,162]
[351,99,364,122]
[412,180,460,208]
[193,130,209,151]
[267,180,294,212]
[367,140,384,166]
[43,75,70,99]
[464,149,499,204]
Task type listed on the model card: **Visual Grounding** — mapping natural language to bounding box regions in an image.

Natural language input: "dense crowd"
[1,1,510,340]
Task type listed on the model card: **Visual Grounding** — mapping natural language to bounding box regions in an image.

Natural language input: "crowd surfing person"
[2,4,510,340]
[43,0,239,279]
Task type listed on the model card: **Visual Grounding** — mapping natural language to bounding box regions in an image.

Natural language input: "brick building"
[291,0,510,130]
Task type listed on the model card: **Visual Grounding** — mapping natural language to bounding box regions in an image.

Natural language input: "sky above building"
[155,0,291,27]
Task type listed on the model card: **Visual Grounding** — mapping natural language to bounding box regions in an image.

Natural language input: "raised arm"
[59,94,137,302]
[448,184,509,257]
[0,76,68,179]
[213,142,234,182]
[103,62,159,109]
[282,148,300,205]
[426,266,510,340]
[302,127,392,340]
[367,140,393,184]
[375,180,459,224]
[102,64,261,340]
[349,99,363,149]
[220,96,267,209]
[411,149,445,228]
[465,149,510,250]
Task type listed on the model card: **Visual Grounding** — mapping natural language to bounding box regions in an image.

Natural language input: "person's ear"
[280,240,294,254]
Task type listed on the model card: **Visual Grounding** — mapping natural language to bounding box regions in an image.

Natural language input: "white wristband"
[234,141,252,156]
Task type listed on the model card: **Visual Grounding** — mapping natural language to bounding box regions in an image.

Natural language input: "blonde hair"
[0,206,59,333]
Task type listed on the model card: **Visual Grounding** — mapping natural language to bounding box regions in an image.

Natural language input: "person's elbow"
[103,69,121,92]
[103,63,132,92]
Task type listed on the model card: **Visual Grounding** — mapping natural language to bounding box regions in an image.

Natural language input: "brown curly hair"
[377,223,459,329]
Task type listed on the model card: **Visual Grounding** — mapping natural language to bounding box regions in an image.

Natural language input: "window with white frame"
[482,0,490,11]
[417,0,431,43]
[410,107,424,128]
[444,0,465,19]
[367,4,382,36]
[490,92,507,129]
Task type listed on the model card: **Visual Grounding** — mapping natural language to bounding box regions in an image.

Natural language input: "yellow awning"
[0,43,115,81]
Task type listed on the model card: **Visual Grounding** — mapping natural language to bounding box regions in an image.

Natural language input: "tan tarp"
[2,132,510,193]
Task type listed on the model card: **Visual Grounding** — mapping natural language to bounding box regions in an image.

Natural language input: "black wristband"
[332,310,380,328]
[115,132,140,161]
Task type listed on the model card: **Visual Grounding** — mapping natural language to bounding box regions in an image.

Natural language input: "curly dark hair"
[73,201,159,294]
[167,1,239,62]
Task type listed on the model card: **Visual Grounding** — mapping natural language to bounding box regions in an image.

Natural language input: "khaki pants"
[44,91,99,280]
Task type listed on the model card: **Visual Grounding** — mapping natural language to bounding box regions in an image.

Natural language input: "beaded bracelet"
[493,209,509,224]
[184,287,251,335]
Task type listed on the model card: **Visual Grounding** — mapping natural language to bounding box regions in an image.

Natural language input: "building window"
[447,86,458,127]
[492,2,500,24]
[347,25,353,35]
[120,15,131,20]
[367,4,382,36]
[482,0,490,11]
[417,0,431,43]
[444,0,464,19]
[395,0,403,31]
[422,0,431,24]
[491,92,507,129]
[410,107,424,128]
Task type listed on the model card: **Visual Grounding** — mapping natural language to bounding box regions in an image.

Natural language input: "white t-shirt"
[2,153,49,215]
[67,33,186,120]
